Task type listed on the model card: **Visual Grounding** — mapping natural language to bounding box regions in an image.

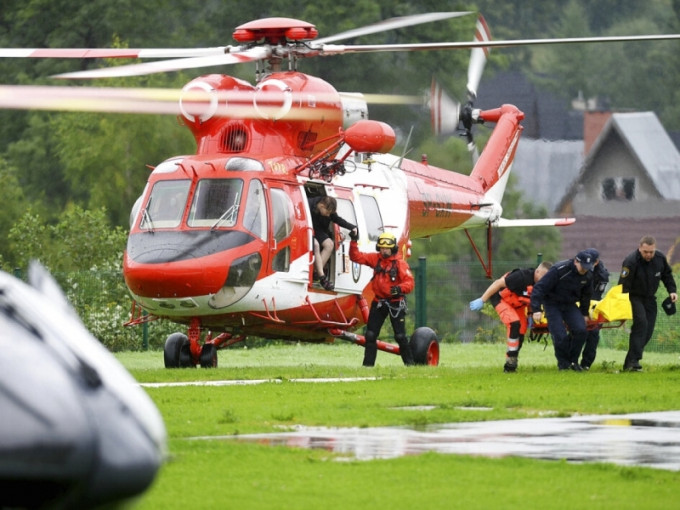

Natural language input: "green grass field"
[120,342,680,509]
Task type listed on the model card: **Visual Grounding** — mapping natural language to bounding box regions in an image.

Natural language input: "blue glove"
[469,298,484,311]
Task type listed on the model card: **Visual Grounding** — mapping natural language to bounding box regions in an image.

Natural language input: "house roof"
[601,113,680,200]
[556,112,680,211]
[511,138,583,214]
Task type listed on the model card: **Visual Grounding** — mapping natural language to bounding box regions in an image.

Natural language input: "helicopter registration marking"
[421,192,453,217]
[269,162,287,174]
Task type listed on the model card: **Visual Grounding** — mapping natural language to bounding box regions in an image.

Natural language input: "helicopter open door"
[303,182,364,292]
[331,188,358,291]
[264,180,309,276]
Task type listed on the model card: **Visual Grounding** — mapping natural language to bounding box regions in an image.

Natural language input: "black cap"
[662,296,676,316]
[575,250,595,271]
[585,248,599,261]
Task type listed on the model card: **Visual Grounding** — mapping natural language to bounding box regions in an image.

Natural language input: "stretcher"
[528,284,631,343]
[528,315,627,343]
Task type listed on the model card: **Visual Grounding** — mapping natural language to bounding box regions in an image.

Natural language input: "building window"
[601,177,635,201]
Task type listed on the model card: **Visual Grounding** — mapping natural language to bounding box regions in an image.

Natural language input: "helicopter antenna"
[393,125,414,170]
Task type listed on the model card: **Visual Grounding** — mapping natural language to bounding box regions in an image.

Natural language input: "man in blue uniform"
[579,248,609,370]
[530,251,594,371]
[619,236,677,371]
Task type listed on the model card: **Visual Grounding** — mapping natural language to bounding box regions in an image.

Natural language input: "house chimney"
[583,111,612,156]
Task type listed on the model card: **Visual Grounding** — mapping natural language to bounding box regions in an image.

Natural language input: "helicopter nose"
[123,252,228,298]
[123,230,258,298]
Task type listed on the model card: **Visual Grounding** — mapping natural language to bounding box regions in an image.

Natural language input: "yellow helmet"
[376,232,398,254]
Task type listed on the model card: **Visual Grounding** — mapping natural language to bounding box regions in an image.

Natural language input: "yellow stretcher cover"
[591,284,632,321]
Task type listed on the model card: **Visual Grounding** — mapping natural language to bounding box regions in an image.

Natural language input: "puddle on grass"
[195,411,680,471]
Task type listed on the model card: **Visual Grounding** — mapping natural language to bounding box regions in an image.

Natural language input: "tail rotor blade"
[466,15,491,100]
[430,78,460,137]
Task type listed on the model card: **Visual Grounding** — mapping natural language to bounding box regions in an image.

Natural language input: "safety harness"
[373,259,407,317]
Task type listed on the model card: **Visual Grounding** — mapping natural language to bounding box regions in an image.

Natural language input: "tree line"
[1,1,677,346]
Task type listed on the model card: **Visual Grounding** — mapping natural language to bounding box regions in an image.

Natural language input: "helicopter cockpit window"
[188,179,244,228]
[140,180,191,230]
[359,195,383,241]
[242,179,267,240]
[225,157,265,172]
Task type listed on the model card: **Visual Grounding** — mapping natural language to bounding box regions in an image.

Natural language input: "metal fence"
[413,259,679,353]
[14,260,678,353]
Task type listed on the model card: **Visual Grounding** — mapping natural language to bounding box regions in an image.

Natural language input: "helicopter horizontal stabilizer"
[496,217,576,228]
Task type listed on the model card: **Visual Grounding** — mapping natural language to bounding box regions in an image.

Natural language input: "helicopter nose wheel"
[163,332,198,368]
[199,343,218,368]
[164,332,189,368]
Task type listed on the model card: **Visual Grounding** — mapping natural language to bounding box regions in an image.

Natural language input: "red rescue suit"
[349,243,414,301]
[495,284,533,339]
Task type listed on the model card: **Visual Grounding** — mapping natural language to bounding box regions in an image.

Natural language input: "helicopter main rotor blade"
[0,47,231,59]
[319,32,680,56]
[48,12,473,79]
[314,12,472,45]
[0,85,188,114]
[0,84,422,117]
[53,46,270,79]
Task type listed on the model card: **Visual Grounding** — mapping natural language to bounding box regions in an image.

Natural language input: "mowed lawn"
[120,342,680,510]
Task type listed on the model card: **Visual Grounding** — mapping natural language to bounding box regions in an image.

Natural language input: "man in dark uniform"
[579,248,610,370]
[470,262,552,372]
[530,251,594,371]
[619,235,677,371]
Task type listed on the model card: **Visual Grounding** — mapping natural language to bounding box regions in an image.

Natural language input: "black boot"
[362,331,377,366]
[503,352,518,373]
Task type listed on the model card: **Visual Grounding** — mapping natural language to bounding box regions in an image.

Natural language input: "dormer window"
[601,177,635,201]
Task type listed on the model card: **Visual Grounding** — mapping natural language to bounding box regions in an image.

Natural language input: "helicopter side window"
[140,180,191,230]
[188,179,244,228]
[270,188,294,272]
[335,198,357,238]
[271,189,293,242]
[242,179,267,241]
[359,195,383,241]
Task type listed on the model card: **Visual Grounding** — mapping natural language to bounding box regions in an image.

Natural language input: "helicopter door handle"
[307,227,315,266]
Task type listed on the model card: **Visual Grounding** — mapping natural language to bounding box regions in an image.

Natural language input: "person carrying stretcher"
[470,262,552,372]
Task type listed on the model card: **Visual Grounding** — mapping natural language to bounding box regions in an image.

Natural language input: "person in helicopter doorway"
[578,248,610,370]
[308,195,357,291]
[469,261,552,372]
[349,231,415,366]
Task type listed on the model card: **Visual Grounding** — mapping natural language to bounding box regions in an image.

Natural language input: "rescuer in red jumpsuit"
[470,262,552,372]
[349,232,415,366]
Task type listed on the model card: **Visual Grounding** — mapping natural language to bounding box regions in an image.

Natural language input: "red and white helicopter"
[2,12,678,367]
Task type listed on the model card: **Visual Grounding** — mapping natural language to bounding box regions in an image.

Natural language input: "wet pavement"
[200,411,680,471]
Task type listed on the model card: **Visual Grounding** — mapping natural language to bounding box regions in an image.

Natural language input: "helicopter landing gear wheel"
[199,343,218,368]
[178,342,195,368]
[409,327,439,366]
[164,333,189,368]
